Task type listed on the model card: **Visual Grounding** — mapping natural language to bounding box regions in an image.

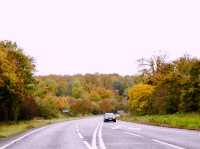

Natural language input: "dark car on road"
[104,113,116,122]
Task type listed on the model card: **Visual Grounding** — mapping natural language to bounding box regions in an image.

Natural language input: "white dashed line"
[124,132,143,138]
[152,139,185,149]
[78,132,84,139]
[83,141,92,149]
[111,126,120,130]
[127,127,141,131]
[76,126,92,149]
[76,126,83,139]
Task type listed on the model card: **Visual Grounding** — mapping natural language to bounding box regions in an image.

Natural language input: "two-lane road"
[0,117,200,149]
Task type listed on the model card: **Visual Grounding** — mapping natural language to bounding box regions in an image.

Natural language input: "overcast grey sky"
[0,0,200,75]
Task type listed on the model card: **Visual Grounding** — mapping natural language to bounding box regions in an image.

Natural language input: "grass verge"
[0,117,78,138]
[120,113,200,130]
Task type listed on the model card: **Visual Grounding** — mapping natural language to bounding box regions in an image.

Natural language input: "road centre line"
[152,139,185,149]
[92,123,100,149]
[124,132,143,138]
[98,122,106,149]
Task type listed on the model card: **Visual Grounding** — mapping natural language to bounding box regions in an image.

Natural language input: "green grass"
[120,113,200,130]
[0,117,77,138]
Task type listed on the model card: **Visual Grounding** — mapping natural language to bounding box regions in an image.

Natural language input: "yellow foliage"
[128,84,155,114]
[55,97,69,110]
[90,87,113,101]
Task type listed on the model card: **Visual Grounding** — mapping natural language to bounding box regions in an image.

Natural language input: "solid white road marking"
[124,132,143,138]
[0,126,47,149]
[92,123,100,149]
[98,122,106,149]
[152,139,185,149]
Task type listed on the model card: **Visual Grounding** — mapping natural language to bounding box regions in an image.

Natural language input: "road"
[0,116,200,149]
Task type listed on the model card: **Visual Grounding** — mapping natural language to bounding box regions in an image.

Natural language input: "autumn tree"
[0,41,36,121]
[128,84,155,115]
[99,99,115,113]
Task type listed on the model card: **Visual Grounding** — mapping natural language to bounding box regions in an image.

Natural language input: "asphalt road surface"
[0,116,200,149]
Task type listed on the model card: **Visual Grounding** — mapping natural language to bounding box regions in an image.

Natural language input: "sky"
[0,0,200,75]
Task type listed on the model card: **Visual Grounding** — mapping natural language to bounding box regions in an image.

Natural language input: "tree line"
[0,40,199,121]
[0,41,135,121]
[35,73,134,117]
[128,55,200,115]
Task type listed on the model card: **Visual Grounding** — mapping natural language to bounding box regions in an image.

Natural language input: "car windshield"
[105,113,114,117]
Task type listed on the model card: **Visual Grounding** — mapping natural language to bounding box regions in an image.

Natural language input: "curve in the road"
[0,126,49,149]
[1,117,200,149]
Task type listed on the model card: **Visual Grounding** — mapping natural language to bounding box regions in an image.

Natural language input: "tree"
[128,84,155,115]
[71,79,84,99]
[175,56,200,112]
[137,54,167,84]
[0,41,36,121]
[70,99,93,115]
[55,96,69,111]
[135,54,200,114]
[112,80,125,96]
[35,96,60,118]
[99,99,114,113]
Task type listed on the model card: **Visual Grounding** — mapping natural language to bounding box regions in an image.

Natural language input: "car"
[104,113,116,122]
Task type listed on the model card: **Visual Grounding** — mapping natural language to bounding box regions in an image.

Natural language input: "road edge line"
[0,126,47,149]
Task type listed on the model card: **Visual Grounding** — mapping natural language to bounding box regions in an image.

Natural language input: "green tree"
[112,80,125,96]
[71,79,84,99]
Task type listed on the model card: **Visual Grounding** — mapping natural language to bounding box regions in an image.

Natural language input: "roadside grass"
[0,117,77,138]
[120,113,200,130]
